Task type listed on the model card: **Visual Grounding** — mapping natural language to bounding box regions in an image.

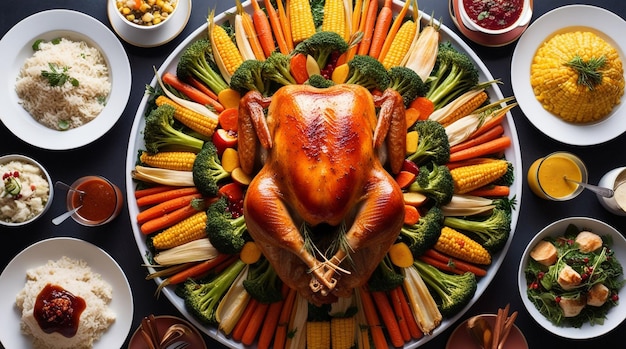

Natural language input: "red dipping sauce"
[68,176,123,226]
[462,0,524,31]
[34,284,86,338]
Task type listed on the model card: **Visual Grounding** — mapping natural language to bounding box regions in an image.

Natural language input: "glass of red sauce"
[459,0,532,35]
[66,176,123,226]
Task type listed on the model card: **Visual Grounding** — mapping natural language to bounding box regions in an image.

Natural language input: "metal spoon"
[564,176,614,198]
[52,205,82,225]
[54,180,86,195]
[467,315,492,349]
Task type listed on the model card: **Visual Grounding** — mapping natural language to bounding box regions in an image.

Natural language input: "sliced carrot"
[405,107,421,128]
[134,185,178,199]
[421,249,488,277]
[136,193,203,224]
[162,72,222,111]
[450,124,504,154]
[218,107,239,132]
[140,204,199,235]
[395,170,416,189]
[290,53,309,84]
[409,96,435,120]
[357,0,379,55]
[466,184,510,197]
[368,0,392,59]
[403,204,421,225]
[218,88,242,109]
[136,187,200,207]
[448,136,511,163]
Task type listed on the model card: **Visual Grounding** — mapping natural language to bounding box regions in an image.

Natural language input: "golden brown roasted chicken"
[238,84,406,304]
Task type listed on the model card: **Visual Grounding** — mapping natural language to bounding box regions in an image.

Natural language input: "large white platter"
[511,5,626,146]
[125,1,522,347]
[0,237,134,349]
[0,9,131,150]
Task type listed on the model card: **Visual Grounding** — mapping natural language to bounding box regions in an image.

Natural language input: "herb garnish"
[41,63,79,87]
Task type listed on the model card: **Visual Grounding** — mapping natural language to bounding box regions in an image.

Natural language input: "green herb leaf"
[565,55,607,90]
[41,63,79,87]
[32,39,44,51]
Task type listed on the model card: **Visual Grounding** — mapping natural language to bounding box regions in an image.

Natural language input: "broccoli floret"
[243,257,283,304]
[443,205,512,254]
[407,120,450,166]
[307,74,335,88]
[292,31,349,71]
[262,52,297,87]
[206,196,249,254]
[176,38,229,95]
[413,259,477,317]
[399,206,444,257]
[192,142,230,196]
[408,163,454,205]
[493,160,514,187]
[367,255,405,292]
[426,41,479,109]
[344,55,390,91]
[230,59,269,95]
[182,259,247,325]
[143,104,205,154]
[387,66,427,107]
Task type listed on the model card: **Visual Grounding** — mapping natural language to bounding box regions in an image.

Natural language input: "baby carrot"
[136,187,199,207]
[136,193,203,224]
[448,136,511,163]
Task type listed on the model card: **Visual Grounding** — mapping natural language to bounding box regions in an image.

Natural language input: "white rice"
[15,256,116,349]
[15,38,111,130]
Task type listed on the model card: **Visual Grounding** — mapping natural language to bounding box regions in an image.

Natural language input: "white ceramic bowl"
[518,217,626,339]
[457,0,532,35]
[0,154,54,227]
[111,0,179,30]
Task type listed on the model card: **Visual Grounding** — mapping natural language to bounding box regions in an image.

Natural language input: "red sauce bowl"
[457,0,532,35]
[65,175,123,226]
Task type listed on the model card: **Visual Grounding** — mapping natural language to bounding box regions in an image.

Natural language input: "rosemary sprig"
[564,55,606,90]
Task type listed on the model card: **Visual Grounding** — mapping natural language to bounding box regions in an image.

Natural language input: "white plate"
[511,5,626,146]
[125,1,523,348]
[0,9,131,150]
[517,217,626,339]
[0,237,134,348]
[107,0,192,48]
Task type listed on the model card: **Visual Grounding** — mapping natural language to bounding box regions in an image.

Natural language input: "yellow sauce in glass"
[528,153,583,199]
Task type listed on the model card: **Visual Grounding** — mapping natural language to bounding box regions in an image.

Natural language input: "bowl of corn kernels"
[113,0,178,30]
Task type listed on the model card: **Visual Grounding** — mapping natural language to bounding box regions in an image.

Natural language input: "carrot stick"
[154,253,232,296]
[368,0,392,59]
[359,286,389,349]
[264,0,289,54]
[273,287,297,349]
[134,185,179,199]
[371,290,405,347]
[251,0,276,57]
[377,0,412,63]
[446,157,500,170]
[357,0,378,55]
[409,96,435,120]
[140,204,199,235]
[232,298,260,342]
[422,249,488,277]
[448,136,511,163]
[218,108,239,132]
[290,53,309,84]
[470,109,508,139]
[242,302,270,345]
[186,75,221,103]
[395,170,416,189]
[450,124,504,154]
[388,286,411,342]
[275,0,293,52]
[257,284,289,349]
[136,187,200,207]
[392,286,423,340]
[136,193,203,224]
[466,185,510,198]
[162,72,222,111]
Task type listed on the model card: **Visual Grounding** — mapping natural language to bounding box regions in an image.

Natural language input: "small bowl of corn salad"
[113,0,178,30]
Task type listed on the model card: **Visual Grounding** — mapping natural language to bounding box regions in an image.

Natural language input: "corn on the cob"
[152,211,208,250]
[441,91,488,127]
[306,321,331,349]
[288,0,317,43]
[139,150,196,171]
[209,10,244,82]
[531,31,624,123]
[331,316,356,349]
[429,88,486,124]
[450,159,509,194]
[155,95,218,138]
[435,226,491,265]
[403,21,440,82]
[381,19,417,70]
[321,0,349,41]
